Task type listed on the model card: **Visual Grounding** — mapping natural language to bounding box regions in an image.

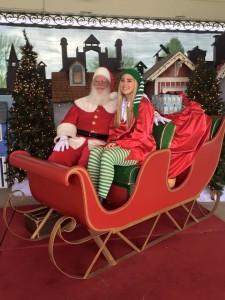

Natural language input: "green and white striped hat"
[120,68,144,117]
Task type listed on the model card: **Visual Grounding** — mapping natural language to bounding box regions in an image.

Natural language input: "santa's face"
[93,75,110,93]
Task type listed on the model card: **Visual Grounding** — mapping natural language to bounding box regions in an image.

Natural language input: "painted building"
[143,51,195,98]
[51,34,122,125]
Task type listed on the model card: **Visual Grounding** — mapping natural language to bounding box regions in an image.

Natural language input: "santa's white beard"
[87,86,111,106]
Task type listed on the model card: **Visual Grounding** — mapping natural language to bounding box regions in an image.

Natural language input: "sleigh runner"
[3,116,225,279]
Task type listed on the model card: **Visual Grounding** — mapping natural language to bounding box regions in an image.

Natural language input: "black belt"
[77,129,109,141]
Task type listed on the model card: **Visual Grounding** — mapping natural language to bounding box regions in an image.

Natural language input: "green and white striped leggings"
[87,146,138,198]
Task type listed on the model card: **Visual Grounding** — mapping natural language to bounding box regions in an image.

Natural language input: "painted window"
[69,63,86,86]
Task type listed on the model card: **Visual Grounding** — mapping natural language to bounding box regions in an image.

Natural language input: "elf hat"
[93,67,115,93]
[120,68,144,117]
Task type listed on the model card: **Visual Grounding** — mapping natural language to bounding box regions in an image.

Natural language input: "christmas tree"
[5,30,56,186]
[186,57,225,193]
[186,57,225,114]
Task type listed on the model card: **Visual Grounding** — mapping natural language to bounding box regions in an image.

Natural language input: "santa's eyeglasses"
[94,80,109,86]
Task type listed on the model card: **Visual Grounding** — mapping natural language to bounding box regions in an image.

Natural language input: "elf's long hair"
[114,79,138,129]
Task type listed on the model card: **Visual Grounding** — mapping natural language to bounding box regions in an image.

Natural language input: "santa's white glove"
[53,136,69,152]
[154,111,171,126]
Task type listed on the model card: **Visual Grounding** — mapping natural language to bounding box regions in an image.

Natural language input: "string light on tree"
[5,29,56,185]
[186,57,225,193]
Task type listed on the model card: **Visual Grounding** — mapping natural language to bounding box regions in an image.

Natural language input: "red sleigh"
[3,116,225,279]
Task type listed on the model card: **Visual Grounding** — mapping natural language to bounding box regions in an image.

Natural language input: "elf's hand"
[154,111,171,126]
[53,136,69,152]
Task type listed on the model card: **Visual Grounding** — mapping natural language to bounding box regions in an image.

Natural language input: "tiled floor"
[0,188,39,207]
[200,201,225,221]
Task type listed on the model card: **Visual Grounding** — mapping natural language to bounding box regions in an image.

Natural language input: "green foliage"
[186,57,225,114]
[0,73,6,88]
[186,57,225,193]
[0,33,21,88]
[161,38,184,57]
[86,48,136,71]
[121,51,136,68]
[5,30,56,186]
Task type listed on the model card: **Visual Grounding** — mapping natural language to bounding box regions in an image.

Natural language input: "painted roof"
[143,51,195,81]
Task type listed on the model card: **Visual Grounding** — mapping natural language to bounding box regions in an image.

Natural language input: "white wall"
[0,0,224,22]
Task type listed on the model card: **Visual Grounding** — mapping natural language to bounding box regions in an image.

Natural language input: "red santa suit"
[48,67,117,167]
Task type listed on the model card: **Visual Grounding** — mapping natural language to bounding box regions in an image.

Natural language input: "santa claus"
[11,67,171,196]
[48,67,118,167]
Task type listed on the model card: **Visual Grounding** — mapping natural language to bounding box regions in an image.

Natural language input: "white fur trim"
[75,96,98,112]
[55,122,86,149]
[69,137,86,149]
[93,67,111,83]
[102,97,117,113]
[109,91,118,100]
[88,139,106,150]
[56,123,77,140]
[75,95,117,114]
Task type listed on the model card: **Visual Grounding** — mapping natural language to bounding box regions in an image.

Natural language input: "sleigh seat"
[108,116,223,207]
[210,116,222,138]
[109,121,176,205]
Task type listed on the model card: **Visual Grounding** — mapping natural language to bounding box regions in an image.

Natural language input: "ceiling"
[0,0,225,23]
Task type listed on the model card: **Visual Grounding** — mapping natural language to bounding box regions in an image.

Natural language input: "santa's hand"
[53,136,69,152]
[154,111,171,126]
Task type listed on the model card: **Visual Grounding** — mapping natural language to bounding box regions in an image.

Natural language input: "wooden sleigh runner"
[3,116,225,279]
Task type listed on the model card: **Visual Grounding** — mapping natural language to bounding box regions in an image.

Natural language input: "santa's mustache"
[88,85,111,105]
